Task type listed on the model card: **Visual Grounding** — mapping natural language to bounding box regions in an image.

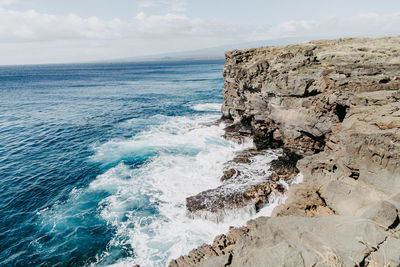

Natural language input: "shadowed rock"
[173,36,400,267]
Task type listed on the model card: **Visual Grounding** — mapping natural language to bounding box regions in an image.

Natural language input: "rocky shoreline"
[170,36,400,267]
[186,148,300,218]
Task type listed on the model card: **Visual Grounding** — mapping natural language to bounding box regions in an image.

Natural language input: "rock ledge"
[171,36,400,267]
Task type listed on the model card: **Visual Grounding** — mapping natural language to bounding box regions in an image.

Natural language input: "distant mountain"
[105,36,328,63]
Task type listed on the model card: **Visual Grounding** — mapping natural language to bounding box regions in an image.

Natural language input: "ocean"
[0,60,282,266]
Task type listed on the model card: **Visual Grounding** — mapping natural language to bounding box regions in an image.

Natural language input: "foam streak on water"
[84,105,291,266]
[191,103,222,112]
[0,60,301,267]
[88,111,252,266]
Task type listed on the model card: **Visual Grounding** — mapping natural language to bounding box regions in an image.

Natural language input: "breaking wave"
[191,103,222,112]
[89,113,253,266]
[38,103,301,267]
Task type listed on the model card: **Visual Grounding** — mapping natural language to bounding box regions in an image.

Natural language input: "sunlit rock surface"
[171,36,400,267]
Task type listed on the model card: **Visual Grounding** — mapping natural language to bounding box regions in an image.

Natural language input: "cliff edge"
[171,36,400,267]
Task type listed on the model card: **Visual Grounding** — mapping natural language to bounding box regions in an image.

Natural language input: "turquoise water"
[0,60,255,266]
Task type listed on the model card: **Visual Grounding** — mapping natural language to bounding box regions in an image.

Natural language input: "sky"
[0,0,400,65]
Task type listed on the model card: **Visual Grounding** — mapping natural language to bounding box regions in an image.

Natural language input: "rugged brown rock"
[172,36,400,267]
[222,36,400,155]
[185,149,292,218]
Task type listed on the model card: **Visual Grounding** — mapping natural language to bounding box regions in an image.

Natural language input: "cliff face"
[222,37,400,155]
[171,37,400,267]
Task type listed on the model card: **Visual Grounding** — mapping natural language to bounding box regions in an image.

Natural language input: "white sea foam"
[89,113,256,266]
[279,172,304,191]
[191,103,222,112]
[88,111,303,267]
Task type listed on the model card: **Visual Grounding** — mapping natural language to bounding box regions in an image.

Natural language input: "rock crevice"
[171,36,400,267]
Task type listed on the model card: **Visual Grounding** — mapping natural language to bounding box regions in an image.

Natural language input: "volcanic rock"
[173,36,400,267]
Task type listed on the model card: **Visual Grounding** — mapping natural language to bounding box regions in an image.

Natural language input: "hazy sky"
[1,0,400,65]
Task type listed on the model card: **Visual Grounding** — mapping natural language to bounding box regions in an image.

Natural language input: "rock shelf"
[171,36,400,267]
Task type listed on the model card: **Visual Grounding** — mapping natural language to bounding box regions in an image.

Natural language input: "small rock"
[221,169,238,181]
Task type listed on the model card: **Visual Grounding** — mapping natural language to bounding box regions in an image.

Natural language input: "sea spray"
[89,111,254,266]
[35,108,302,267]
[0,60,228,266]
[87,109,304,266]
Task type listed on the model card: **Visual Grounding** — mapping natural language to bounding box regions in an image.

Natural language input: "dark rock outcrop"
[172,36,400,267]
[186,149,294,219]
[222,37,400,155]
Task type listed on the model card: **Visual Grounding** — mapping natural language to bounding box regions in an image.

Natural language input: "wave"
[38,106,301,267]
[90,112,304,266]
[190,103,222,112]
[90,114,221,166]
[89,113,256,266]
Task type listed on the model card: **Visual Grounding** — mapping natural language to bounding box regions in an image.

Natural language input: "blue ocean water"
[0,60,277,267]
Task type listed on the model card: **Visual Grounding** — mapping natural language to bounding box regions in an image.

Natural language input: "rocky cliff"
[170,36,400,267]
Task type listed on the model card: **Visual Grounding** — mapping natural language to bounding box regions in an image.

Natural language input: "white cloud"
[0,7,396,44]
[135,12,146,20]
[0,8,126,42]
[259,12,400,40]
[0,6,399,64]
[0,0,16,6]
[0,7,245,64]
[138,0,188,12]
[0,8,243,43]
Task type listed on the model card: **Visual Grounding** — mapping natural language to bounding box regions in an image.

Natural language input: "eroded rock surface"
[222,36,400,155]
[172,36,400,267]
[170,215,399,267]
